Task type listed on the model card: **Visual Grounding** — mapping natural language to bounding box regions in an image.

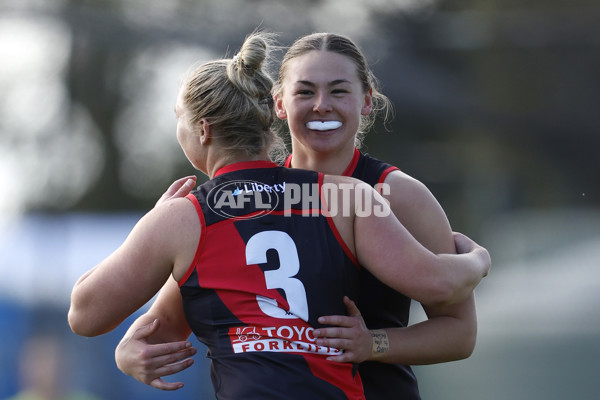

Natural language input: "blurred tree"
[6,0,596,229]
[362,1,600,232]
[61,1,144,210]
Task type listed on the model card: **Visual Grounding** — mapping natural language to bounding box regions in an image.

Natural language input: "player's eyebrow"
[296,79,352,87]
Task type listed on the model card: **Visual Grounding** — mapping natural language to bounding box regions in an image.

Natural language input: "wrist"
[370,329,389,360]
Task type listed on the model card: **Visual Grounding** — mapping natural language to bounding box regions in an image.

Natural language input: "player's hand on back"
[115,319,197,391]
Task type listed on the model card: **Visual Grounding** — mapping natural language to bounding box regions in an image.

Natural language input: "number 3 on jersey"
[246,231,309,321]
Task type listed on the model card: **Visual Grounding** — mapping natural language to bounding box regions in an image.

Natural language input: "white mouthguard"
[306,121,342,131]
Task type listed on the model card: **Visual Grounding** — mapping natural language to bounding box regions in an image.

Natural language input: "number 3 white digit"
[246,231,309,321]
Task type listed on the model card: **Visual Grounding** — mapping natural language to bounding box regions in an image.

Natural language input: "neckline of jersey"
[283,148,360,177]
[214,160,279,177]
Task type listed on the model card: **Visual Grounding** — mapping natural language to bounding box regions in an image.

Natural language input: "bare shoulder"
[383,170,439,210]
[383,170,454,253]
[136,197,201,280]
[142,197,198,237]
[151,197,198,226]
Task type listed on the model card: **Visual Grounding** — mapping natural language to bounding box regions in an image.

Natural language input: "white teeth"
[306,121,342,131]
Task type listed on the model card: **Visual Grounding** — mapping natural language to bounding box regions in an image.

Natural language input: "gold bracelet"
[370,329,389,359]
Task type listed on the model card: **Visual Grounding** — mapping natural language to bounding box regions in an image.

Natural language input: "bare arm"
[113,176,198,390]
[315,290,476,364]
[341,178,488,306]
[316,173,487,363]
[378,173,478,363]
[68,197,199,337]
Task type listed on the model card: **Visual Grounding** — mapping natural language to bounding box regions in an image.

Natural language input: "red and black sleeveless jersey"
[285,150,421,400]
[180,160,364,400]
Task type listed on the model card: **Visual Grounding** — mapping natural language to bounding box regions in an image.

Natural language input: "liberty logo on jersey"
[233,182,286,195]
[207,180,284,220]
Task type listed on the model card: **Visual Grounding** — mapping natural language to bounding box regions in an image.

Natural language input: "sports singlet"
[284,149,421,400]
[180,160,364,399]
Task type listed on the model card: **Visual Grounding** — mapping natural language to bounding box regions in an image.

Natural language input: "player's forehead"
[284,50,359,85]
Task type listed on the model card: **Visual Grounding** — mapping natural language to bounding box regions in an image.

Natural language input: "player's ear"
[275,95,288,120]
[198,118,212,144]
[361,88,373,116]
